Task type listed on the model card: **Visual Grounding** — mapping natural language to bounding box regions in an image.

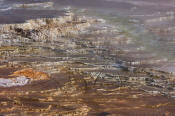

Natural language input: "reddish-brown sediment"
[9,68,50,80]
[0,67,175,116]
[0,67,19,79]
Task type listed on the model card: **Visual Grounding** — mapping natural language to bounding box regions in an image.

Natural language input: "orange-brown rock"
[9,68,50,80]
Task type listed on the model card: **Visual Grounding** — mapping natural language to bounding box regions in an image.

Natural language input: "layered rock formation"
[0,11,175,115]
[0,13,94,44]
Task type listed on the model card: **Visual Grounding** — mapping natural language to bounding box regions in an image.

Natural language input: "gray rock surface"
[0,76,30,87]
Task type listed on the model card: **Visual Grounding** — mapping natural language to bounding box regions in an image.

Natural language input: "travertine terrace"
[0,10,175,115]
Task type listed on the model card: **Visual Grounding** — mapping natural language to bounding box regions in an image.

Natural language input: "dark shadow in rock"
[96,112,111,116]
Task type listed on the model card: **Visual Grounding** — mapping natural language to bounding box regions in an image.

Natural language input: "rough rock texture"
[10,68,50,80]
[0,67,174,116]
[0,76,29,87]
[0,13,94,43]
[0,11,175,115]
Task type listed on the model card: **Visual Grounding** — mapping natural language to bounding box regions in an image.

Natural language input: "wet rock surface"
[0,10,175,115]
